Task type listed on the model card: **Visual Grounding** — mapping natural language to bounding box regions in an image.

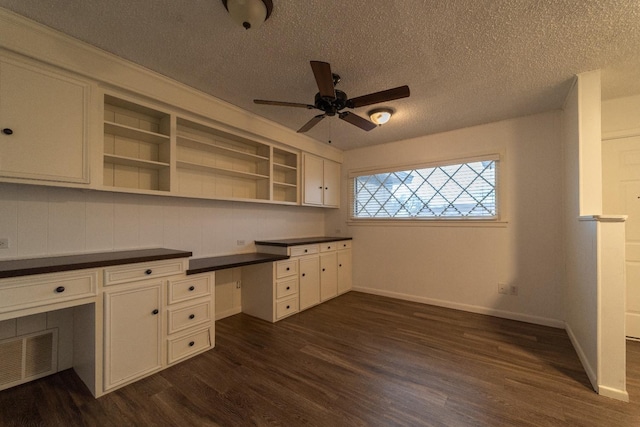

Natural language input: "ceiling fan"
[254,61,410,133]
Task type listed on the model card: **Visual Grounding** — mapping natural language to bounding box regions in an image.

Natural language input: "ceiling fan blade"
[346,85,410,109]
[254,99,315,109]
[339,111,377,131]
[310,61,336,100]
[297,114,326,133]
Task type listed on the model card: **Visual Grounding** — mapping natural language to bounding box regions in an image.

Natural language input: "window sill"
[347,219,509,228]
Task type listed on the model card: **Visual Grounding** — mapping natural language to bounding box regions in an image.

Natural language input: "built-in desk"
[187,252,289,275]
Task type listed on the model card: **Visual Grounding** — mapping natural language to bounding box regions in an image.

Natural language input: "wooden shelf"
[104,121,170,144]
[104,154,169,170]
[274,181,297,188]
[274,162,297,171]
[177,135,269,162]
[176,160,269,180]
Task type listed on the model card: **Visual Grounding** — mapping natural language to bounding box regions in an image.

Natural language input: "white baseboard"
[216,306,242,321]
[352,286,565,328]
[564,322,598,392]
[598,385,630,402]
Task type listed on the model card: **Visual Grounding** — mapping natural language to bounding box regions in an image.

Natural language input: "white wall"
[0,183,326,259]
[327,110,565,326]
[562,72,628,401]
[602,93,640,137]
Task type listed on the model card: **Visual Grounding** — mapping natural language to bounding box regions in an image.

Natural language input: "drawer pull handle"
[2,128,13,135]
[322,268,326,272]
[286,305,290,309]
[189,314,195,320]
[286,286,290,290]
[286,267,290,271]
[189,341,195,347]
[304,249,308,253]
[152,309,159,315]
[145,269,152,275]
[55,286,65,293]
[189,286,195,291]
[302,273,306,277]
[339,264,342,267]
[328,246,331,249]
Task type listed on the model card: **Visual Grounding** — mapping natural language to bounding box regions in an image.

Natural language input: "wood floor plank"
[2,291,640,426]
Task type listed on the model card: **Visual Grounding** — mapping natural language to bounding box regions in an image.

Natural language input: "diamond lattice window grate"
[353,161,496,219]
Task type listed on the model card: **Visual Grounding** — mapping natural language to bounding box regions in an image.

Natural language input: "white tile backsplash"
[0,183,326,259]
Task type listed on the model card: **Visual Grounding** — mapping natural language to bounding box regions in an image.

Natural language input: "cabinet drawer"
[320,242,338,252]
[275,296,298,320]
[167,328,212,365]
[0,270,98,313]
[167,300,212,335]
[337,240,352,250]
[276,277,298,299]
[168,274,212,305]
[276,260,297,279]
[104,259,186,286]
[290,245,319,257]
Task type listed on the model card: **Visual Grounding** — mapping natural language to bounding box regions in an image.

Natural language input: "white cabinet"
[241,259,299,322]
[166,273,215,365]
[0,55,90,184]
[302,153,340,207]
[103,281,163,391]
[299,255,320,310]
[320,251,338,302]
[337,241,353,295]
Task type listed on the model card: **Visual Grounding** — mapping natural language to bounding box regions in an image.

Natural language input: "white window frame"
[348,153,506,227]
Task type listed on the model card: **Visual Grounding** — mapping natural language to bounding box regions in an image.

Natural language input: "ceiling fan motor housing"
[315,90,347,116]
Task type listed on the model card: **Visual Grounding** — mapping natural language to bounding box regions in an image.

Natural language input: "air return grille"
[0,329,58,391]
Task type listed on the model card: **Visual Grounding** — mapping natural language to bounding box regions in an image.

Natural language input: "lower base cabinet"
[101,260,215,395]
[103,281,163,391]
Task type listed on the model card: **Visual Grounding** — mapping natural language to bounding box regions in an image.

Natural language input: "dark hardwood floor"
[2,291,640,426]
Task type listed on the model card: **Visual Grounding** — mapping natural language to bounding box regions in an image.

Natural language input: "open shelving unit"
[101,93,300,204]
[176,117,273,201]
[103,95,171,192]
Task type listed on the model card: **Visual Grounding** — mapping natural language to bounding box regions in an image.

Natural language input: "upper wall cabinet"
[302,153,340,208]
[100,92,301,204]
[0,55,90,184]
[103,95,171,193]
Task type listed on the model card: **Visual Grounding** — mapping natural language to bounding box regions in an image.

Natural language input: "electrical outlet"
[236,240,245,246]
[0,238,8,249]
[510,285,518,296]
[498,283,508,295]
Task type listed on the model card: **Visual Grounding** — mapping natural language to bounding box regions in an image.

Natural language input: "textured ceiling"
[1,0,639,150]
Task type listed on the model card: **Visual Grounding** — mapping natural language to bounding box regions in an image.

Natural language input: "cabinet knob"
[322,268,326,272]
[304,249,308,253]
[286,267,290,271]
[339,264,342,267]
[189,314,195,319]
[325,187,328,190]
[286,286,290,290]
[55,286,65,293]
[327,246,331,249]
[302,273,306,277]
[286,305,290,309]
[189,341,195,347]
[188,286,195,291]
[318,186,323,189]
[2,128,13,135]
[152,309,159,315]
[145,269,152,275]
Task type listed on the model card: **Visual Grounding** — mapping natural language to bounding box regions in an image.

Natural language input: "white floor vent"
[0,329,58,391]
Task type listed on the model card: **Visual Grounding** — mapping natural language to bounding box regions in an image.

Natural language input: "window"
[351,156,498,220]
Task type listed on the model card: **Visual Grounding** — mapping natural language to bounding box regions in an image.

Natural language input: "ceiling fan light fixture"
[368,108,393,125]
[222,0,273,30]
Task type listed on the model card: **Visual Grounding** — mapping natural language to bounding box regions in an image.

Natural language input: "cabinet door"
[0,57,88,183]
[337,249,353,294]
[303,153,324,205]
[104,282,162,391]
[299,256,320,310]
[320,252,338,301]
[323,159,341,207]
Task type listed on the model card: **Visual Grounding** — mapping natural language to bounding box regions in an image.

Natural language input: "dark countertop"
[0,248,193,279]
[254,236,352,247]
[187,252,289,275]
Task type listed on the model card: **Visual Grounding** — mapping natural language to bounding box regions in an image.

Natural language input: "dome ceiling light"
[221,0,273,30]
